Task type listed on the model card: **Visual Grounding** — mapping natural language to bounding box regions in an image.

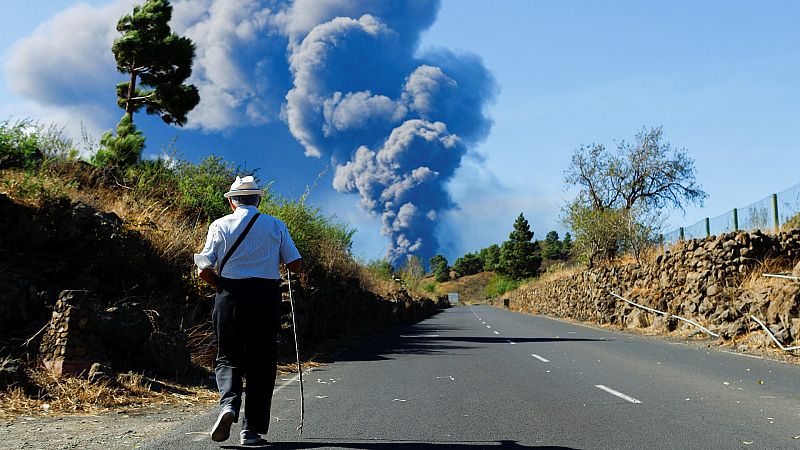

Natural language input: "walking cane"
[286,269,305,435]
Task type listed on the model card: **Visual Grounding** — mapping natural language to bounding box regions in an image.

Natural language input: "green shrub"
[484,273,520,298]
[175,155,236,221]
[365,259,394,279]
[2,172,75,208]
[263,192,355,271]
[422,282,437,294]
[127,157,179,200]
[0,119,42,170]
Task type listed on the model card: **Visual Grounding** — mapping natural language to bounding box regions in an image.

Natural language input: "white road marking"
[595,385,642,404]
[531,354,549,363]
[401,334,440,338]
[721,350,763,360]
[486,325,492,329]
[506,340,516,345]
[493,331,500,335]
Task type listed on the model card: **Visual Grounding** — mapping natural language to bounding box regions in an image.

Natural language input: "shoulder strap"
[218,213,260,276]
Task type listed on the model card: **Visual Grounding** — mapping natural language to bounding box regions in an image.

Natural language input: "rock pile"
[500,229,800,348]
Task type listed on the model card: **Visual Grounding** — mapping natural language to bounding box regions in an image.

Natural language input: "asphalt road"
[142,305,800,449]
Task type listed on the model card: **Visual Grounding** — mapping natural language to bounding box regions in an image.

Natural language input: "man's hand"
[287,258,303,274]
[198,268,219,289]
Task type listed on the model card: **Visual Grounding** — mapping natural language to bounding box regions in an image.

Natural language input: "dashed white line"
[531,354,549,363]
[486,325,492,329]
[493,331,500,335]
[506,340,516,345]
[595,385,642,404]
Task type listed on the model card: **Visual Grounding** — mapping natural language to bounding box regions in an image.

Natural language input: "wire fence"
[663,181,800,245]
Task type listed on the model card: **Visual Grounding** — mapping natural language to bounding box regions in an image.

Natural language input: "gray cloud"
[284,4,496,265]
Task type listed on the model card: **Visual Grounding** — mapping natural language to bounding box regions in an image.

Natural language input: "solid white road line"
[531,354,549,363]
[594,385,642,404]
[720,350,763,360]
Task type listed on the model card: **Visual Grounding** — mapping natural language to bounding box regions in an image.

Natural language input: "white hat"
[223,176,263,198]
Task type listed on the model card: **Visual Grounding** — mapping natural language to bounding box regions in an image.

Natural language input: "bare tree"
[566,126,707,212]
[564,126,706,264]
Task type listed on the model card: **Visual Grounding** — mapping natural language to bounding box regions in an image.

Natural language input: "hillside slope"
[434,271,494,304]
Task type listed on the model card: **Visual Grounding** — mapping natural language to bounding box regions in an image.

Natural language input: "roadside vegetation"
[0,114,436,416]
[423,126,709,302]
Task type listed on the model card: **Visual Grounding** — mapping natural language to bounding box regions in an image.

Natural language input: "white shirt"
[194,205,301,280]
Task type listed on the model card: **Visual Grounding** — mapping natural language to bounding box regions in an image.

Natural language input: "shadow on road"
[444,337,608,344]
[222,439,578,449]
[327,320,608,363]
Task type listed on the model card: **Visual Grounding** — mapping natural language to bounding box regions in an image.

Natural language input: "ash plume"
[283,1,497,266]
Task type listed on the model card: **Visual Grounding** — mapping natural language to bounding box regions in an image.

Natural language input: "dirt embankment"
[0,186,447,420]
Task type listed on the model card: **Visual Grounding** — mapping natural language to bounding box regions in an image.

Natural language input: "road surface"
[143,305,800,449]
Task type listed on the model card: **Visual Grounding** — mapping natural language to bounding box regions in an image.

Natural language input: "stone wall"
[39,290,192,377]
[498,229,800,346]
[39,291,103,376]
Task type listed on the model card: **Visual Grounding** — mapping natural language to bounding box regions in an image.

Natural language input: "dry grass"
[737,256,797,291]
[436,272,495,304]
[0,370,216,420]
[532,263,583,286]
[612,245,663,266]
[355,265,401,298]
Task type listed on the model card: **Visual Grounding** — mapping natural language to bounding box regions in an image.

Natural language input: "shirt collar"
[235,205,259,216]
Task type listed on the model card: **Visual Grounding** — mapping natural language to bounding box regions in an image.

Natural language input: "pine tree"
[96,0,199,169]
[430,255,450,282]
[92,115,145,168]
[452,253,483,278]
[478,244,501,271]
[113,0,199,126]
[498,213,542,279]
[562,232,573,258]
[542,230,562,260]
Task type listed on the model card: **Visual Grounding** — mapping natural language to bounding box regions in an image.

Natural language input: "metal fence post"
[679,227,684,241]
[772,193,780,233]
[733,208,739,232]
[705,218,710,237]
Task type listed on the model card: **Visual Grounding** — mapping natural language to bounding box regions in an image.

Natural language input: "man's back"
[199,205,300,280]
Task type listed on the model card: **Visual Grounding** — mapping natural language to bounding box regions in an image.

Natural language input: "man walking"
[194,175,302,445]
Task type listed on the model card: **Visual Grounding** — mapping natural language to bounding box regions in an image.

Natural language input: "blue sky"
[2,1,799,264]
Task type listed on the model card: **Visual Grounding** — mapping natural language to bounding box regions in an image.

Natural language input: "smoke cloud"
[4,0,496,266]
[283,2,497,266]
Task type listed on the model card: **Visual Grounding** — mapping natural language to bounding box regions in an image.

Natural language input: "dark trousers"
[212,277,281,434]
